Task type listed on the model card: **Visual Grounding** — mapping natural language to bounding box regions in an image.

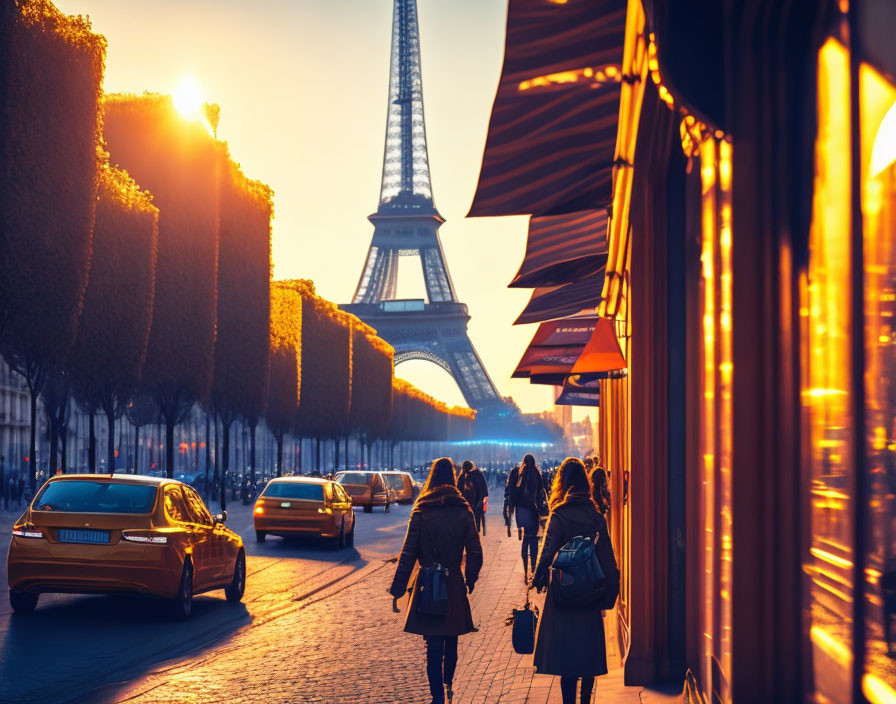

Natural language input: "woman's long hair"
[516,453,537,488]
[591,465,611,515]
[548,457,598,511]
[418,457,457,498]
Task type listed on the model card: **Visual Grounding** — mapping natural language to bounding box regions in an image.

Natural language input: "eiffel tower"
[343,0,502,411]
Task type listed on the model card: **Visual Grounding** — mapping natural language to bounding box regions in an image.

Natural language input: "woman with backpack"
[509,453,548,582]
[389,458,484,704]
[532,457,619,704]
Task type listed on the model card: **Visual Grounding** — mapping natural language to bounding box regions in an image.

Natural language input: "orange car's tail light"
[254,505,264,514]
[121,531,168,545]
[12,527,43,539]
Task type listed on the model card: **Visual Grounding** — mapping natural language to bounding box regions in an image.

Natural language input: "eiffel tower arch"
[343,0,503,411]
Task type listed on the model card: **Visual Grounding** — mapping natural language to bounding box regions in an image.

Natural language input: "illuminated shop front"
[472,0,895,701]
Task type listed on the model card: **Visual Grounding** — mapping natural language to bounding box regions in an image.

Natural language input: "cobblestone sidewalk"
[444,520,681,704]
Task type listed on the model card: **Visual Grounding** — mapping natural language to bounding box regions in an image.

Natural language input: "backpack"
[549,535,606,607]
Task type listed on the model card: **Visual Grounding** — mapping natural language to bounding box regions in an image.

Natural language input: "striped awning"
[514,269,604,325]
[510,210,609,288]
[467,0,627,218]
[512,316,597,379]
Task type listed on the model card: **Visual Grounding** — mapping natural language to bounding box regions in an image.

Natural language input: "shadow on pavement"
[0,593,250,704]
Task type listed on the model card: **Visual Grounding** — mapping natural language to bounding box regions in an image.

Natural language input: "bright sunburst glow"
[173,75,204,119]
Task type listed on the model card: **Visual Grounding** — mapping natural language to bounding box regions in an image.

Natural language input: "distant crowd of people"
[390,453,617,704]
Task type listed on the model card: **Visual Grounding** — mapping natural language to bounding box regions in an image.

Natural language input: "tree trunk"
[333,437,340,475]
[48,407,58,478]
[276,434,283,478]
[221,418,231,511]
[28,389,36,491]
[60,418,67,473]
[315,437,320,471]
[165,418,175,479]
[106,409,116,475]
[214,416,220,501]
[134,424,140,475]
[204,413,211,502]
[88,410,96,473]
[249,418,257,491]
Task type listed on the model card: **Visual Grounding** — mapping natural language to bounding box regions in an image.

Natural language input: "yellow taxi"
[7,474,245,620]
[253,476,355,548]
[335,471,395,513]
[382,471,419,505]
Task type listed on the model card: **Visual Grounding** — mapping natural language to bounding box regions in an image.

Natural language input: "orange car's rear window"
[34,481,157,514]
[262,483,325,501]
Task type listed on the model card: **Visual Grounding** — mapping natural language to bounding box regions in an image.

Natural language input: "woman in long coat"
[389,458,484,704]
[532,457,619,704]
[509,453,548,580]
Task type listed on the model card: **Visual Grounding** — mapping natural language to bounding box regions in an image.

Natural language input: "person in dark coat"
[508,453,547,581]
[532,457,619,704]
[389,458,483,704]
[457,460,488,535]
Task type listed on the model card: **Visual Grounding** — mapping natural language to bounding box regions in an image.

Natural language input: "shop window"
[804,37,855,704]
[860,58,896,702]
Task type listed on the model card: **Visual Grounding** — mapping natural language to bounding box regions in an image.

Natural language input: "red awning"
[512,316,597,379]
[509,210,609,288]
[571,317,626,372]
[514,269,604,325]
[467,0,627,218]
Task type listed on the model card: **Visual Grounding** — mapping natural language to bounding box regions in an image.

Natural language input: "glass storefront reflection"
[861,60,896,700]
[804,37,854,704]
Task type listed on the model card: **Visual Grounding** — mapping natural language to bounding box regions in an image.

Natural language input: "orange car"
[335,471,395,513]
[7,474,245,620]
[382,471,419,505]
[253,477,355,548]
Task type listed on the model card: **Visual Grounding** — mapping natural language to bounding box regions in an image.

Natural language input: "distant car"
[7,474,245,620]
[382,471,419,505]
[253,477,355,548]
[335,471,395,513]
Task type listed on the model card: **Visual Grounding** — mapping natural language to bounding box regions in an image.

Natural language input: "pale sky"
[56,0,559,414]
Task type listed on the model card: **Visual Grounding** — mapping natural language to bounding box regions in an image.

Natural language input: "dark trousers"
[560,676,594,704]
[472,507,485,535]
[521,532,538,573]
[424,635,458,701]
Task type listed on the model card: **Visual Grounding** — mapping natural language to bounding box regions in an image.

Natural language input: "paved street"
[0,492,679,704]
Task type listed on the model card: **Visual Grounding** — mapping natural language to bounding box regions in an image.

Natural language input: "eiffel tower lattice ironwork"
[343,0,502,410]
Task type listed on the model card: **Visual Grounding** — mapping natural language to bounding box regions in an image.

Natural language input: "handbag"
[509,586,539,654]
[416,515,450,616]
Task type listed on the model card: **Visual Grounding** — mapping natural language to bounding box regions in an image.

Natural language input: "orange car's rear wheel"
[168,560,193,621]
[256,531,267,543]
[9,589,38,613]
[363,504,373,514]
[225,550,246,603]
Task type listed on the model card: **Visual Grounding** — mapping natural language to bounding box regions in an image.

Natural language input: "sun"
[172,75,204,119]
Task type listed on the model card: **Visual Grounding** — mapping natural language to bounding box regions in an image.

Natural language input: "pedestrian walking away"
[389,457,484,704]
[508,453,548,582]
[457,460,488,535]
[532,457,620,704]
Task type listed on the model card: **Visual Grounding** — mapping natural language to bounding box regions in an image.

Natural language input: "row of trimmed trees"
[0,0,474,492]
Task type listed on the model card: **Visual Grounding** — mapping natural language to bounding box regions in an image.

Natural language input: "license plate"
[58,529,110,544]
[280,502,291,508]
